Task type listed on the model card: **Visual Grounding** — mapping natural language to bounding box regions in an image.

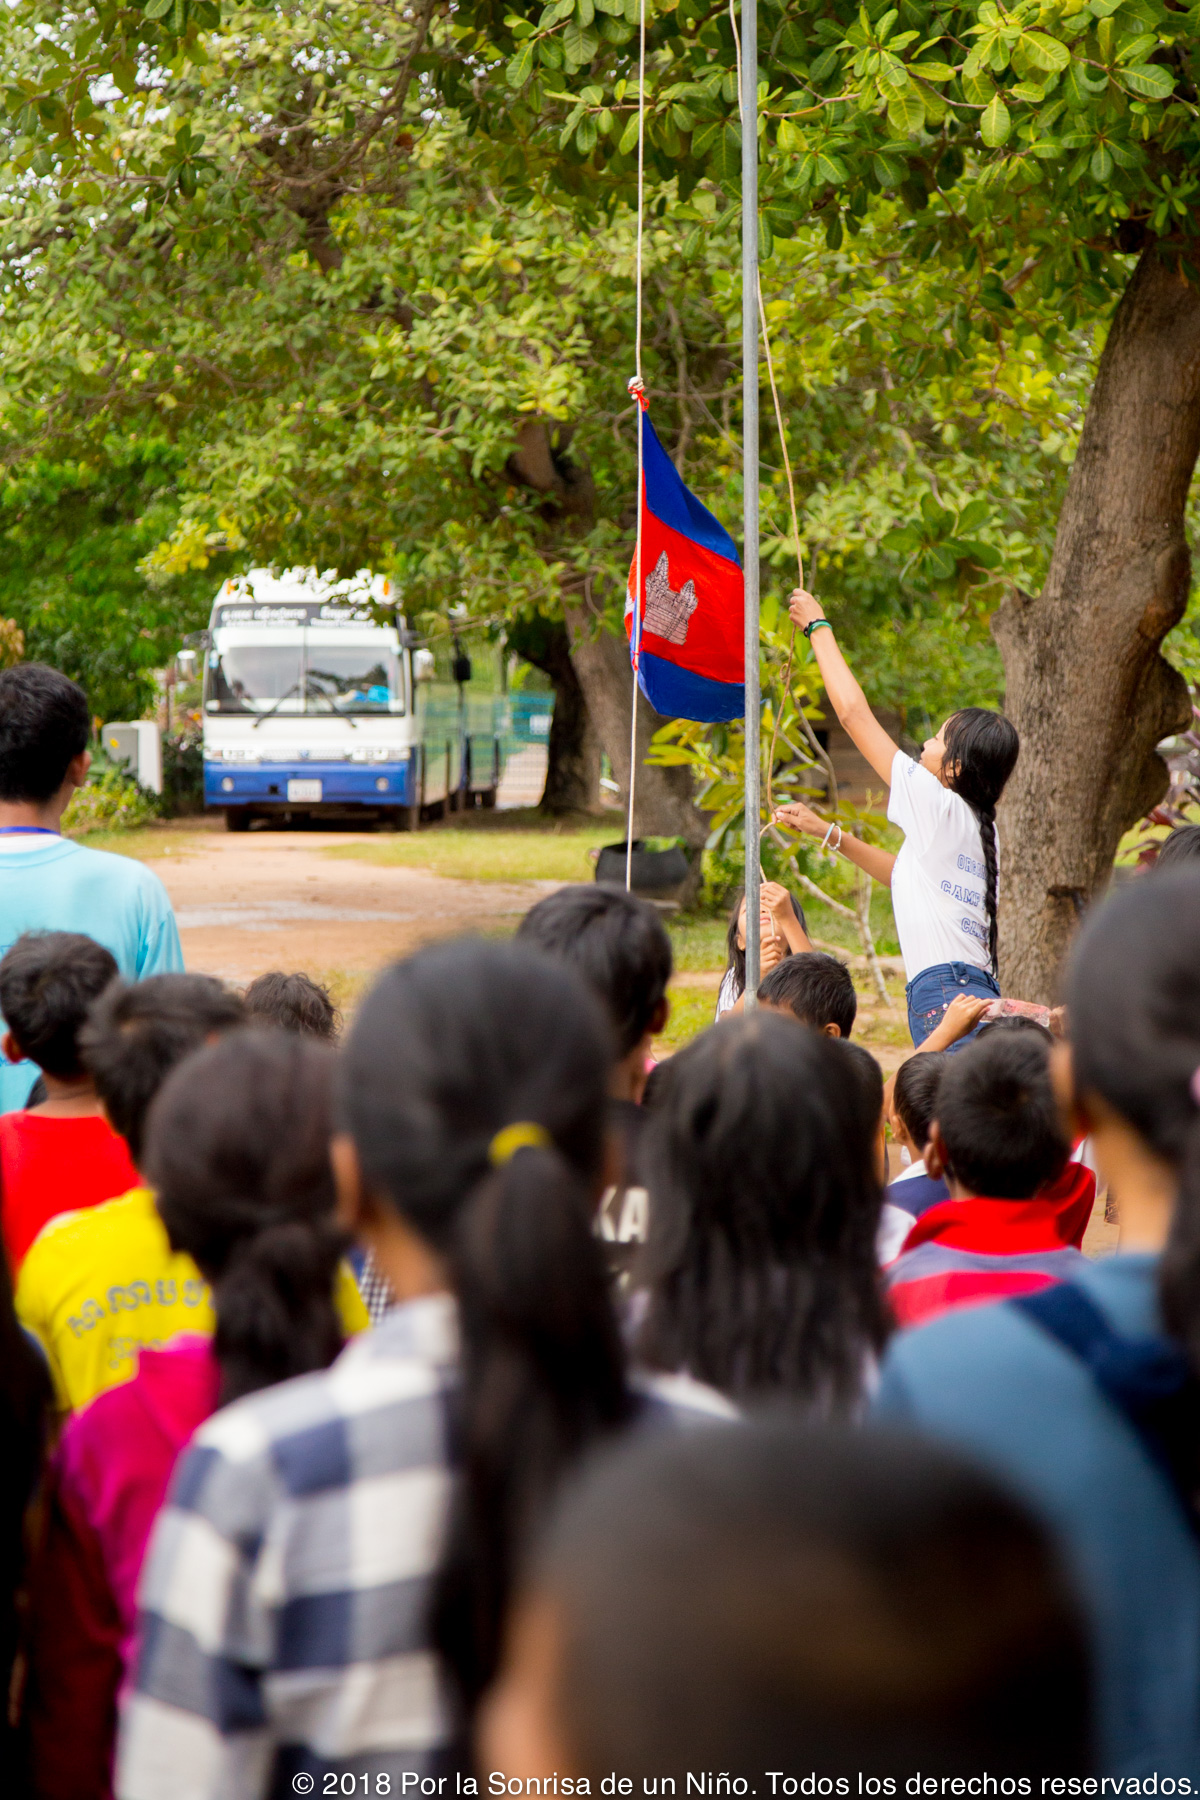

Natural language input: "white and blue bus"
[201,568,505,830]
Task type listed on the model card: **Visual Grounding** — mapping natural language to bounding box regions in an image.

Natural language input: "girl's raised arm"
[789,589,901,787]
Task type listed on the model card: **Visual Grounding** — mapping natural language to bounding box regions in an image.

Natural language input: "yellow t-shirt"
[15,1186,369,1415]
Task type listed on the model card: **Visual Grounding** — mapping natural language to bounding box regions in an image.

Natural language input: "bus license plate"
[287,779,322,803]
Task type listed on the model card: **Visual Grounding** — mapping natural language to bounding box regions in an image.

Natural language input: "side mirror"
[452,652,472,685]
[412,648,435,683]
[176,649,198,680]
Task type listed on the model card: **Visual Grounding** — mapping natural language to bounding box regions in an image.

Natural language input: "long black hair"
[338,938,632,1720]
[942,708,1020,975]
[144,1029,347,1406]
[723,884,807,1001]
[1066,870,1200,1379]
[633,1013,889,1408]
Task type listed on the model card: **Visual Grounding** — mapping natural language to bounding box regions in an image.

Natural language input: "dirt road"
[140,822,553,996]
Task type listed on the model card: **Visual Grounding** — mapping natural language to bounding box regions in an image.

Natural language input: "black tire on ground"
[225,809,251,833]
[480,788,497,810]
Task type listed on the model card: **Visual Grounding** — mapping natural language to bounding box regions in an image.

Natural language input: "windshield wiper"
[305,676,359,726]
[251,680,303,728]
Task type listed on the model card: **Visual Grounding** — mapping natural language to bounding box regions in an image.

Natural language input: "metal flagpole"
[741,0,760,1007]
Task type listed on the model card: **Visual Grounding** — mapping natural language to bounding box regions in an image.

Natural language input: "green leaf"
[920,492,954,530]
[618,111,640,153]
[906,60,954,80]
[809,46,840,81]
[872,150,905,185]
[815,149,848,183]
[1115,33,1158,64]
[980,92,1011,146]
[575,113,597,152]
[758,212,774,261]
[956,498,990,532]
[714,122,742,181]
[1021,31,1070,73]
[143,0,173,17]
[506,43,534,86]
[559,103,585,146]
[1121,62,1173,99]
[777,21,806,57]
[954,538,1002,568]
[881,526,920,553]
[1090,141,1113,179]
[562,19,600,62]
[574,0,595,27]
[962,69,995,104]
[886,87,926,137]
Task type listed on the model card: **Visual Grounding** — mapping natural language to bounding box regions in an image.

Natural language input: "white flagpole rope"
[624,0,648,895]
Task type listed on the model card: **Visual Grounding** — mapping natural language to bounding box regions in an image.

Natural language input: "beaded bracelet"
[803,618,833,640]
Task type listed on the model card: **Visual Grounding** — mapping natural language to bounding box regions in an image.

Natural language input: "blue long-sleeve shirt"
[0,835,183,1112]
[874,1254,1200,1777]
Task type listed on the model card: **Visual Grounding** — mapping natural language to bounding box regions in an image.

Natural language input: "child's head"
[243,970,339,1040]
[929,1032,1067,1201]
[482,1420,1089,1782]
[1063,870,1200,1372]
[145,1029,344,1406]
[517,885,672,1078]
[636,1013,887,1406]
[336,938,630,1716]
[0,664,90,804]
[724,885,804,997]
[1154,824,1200,872]
[890,1051,946,1160]
[80,973,246,1166]
[836,1038,886,1183]
[758,951,857,1037]
[0,931,118,1080]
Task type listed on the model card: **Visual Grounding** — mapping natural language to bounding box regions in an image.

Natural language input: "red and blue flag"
[625,413,744,723]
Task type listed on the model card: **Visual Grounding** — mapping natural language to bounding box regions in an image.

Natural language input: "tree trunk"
[506,418,711,871]
[505,616,600,813]
[994,246,1200,1001]
[563,603,711,903]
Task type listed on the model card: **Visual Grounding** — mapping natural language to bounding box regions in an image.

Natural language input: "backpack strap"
[1011,1283,1200,1528]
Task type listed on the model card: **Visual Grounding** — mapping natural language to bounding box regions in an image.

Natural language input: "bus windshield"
[205,639,404,716]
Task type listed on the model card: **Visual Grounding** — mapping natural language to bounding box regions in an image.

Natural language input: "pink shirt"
[55,1335,220,1673]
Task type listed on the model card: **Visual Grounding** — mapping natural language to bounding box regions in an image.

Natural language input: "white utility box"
[101,721,163,795]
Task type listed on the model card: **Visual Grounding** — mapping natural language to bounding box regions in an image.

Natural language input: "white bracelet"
[820,821,841,853]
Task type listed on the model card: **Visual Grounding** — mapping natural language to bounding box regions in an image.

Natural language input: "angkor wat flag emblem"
[625,413,744,723]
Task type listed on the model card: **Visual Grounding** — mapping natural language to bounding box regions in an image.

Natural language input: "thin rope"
[625,0,648,894]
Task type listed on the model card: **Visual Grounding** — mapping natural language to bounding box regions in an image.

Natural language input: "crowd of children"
[4,657,1200,1795]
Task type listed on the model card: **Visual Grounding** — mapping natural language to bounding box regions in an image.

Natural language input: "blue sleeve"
[134,870,185,976]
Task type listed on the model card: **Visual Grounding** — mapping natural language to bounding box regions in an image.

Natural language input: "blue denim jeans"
[905,961,1000,1047]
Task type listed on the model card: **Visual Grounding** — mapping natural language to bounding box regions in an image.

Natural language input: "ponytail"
[212,1217,346,1406]
[432,1142,631,1707]
[942,708,1020,977]
[339,939,628,1725]
[145,1029,347,1405]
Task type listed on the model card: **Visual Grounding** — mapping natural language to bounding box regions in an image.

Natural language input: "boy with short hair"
[243,969,339,1040]
[886,1033,1093,1328]
[758,951,857,1038]
[883,1051,951,1225]
[15,975,368,1414]
[0,664,183,1112]
[517,885,672,1268]
[0,931,139,1270]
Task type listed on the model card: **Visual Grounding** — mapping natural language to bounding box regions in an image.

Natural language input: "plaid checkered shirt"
[116,1292,734,1800]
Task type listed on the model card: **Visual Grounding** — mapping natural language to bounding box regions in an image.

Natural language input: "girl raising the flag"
[772,588,1019,1047]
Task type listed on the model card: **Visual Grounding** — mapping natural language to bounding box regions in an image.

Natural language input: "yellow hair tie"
[489,1121,552,1166]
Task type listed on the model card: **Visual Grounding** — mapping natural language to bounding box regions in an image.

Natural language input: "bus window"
[305,648,404,715]
[205,645,304,714]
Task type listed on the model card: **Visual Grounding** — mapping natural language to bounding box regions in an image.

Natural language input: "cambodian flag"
[625,414,744,723]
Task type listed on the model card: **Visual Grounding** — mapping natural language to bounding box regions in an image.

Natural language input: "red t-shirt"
[0,1112,141,1272]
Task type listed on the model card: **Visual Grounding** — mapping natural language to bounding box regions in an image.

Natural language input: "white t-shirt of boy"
[886,750,992,982]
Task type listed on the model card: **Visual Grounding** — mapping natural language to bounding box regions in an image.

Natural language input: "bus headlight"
[221,777,234,793]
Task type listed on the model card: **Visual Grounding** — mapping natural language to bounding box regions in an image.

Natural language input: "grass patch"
[656,984,717,1053]
[70,824,203,860]
[669,916,728,972]
[323,811,618,884]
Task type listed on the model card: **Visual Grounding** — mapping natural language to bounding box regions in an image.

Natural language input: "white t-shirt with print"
[887,750,993,981]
